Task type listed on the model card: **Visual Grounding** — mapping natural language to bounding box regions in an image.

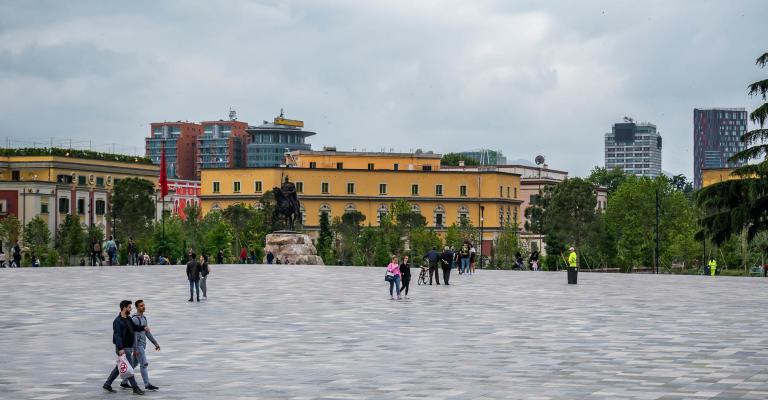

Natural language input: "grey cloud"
[0,43,126,80]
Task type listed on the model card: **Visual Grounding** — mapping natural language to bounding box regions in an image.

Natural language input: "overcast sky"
[1,0,765,177]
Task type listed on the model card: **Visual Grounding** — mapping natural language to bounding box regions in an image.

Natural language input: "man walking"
[424,247,440,285]
[186,252,202,302]
[440,246,454,285]
[12,241,21,268]
[567,247,578,284]
[200,254,210,298]
[103,300,147,395]
[122,300,160,391]
[127,237,138,266]
[105,236,117,266]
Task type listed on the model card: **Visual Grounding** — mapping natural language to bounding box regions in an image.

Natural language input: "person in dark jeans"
[424,247,440,285]
[216,250,224,264]
[12,241,21,268]
[103,300,147,395]
[399,255,411,298]
[200,254,210,298]
[441,246,454,285]
[186,253,202,302]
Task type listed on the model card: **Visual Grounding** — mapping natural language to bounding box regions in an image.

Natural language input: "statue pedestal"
[264,232,324,265]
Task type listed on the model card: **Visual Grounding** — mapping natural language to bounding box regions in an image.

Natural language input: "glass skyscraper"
[693,108,748,189]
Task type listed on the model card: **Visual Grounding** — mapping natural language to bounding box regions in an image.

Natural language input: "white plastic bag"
[117,353,135,380]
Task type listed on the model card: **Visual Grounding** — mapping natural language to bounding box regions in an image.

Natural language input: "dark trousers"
[429,262,440,285]
[105,350,139,389]
[442,267,451,285]
[189,279,200,299]
[567,267,578,284]
[400,276,411,295]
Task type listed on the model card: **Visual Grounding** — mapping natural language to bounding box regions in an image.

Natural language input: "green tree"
[409,227,441,265]
[317,211,334,264]
[222,203,256,254]
[112,178,155,241]
[494,223,520,269]
[0,214,21,249]
[540,178,597,267]
[152,216,184,263]
[697,50,768,245]
[23,216,56,266]
[55,214,85,264]
[606,176,701,271]
[182,203,204,252]
[587,166,628,196]
[440,153,479,166]
[201,211,234,261]
[332,211,366,265]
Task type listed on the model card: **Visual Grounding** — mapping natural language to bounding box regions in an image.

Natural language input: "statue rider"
[281,176,301,217]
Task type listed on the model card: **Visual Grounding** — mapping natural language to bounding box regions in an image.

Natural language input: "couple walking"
[385,255,411,300]
[186,253,210,302]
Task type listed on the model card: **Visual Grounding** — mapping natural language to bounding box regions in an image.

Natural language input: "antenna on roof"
[279,108,285,118]
[229,108,237,121]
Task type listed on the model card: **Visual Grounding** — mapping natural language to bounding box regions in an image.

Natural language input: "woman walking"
[386,256,402,300]
[200,254,210,298]
[399,255,411,298]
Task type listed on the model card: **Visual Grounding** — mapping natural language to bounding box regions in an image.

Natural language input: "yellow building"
[200,151,522,249]
[700,168,740,188]
[0,150,158,237]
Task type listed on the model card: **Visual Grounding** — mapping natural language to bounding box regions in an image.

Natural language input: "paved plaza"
[1,265,768,399]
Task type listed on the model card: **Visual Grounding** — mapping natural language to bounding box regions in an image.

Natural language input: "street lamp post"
[479,205,484,269]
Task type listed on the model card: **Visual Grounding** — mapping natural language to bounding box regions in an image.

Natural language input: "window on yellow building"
[59,198,69,214]
[499,186,503,197]
[379,183,387,195]
[347,183,355,194]
[336,162,344,169]
[411,184,419,196]
[368,163,374,170]
[394,163,399,171]
[254,181,263,193]
[506,187,510,198]
[296,182,304,193]
[95,200,106,215]
[321,182,329,194]
[435,184,443,196]
[233,181,241,193]
[213,182,220,193]
[77,198,85,215]
[460,185,467,196]
[514,188,517,198]
[309,162,317,169]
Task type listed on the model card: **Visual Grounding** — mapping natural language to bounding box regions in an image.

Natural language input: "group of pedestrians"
[186,253,210,302]
[423,242,477,286]
[0,242,23,268]
[103,299,160,395]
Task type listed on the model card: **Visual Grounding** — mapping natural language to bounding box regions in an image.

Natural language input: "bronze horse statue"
[272,178,301,231]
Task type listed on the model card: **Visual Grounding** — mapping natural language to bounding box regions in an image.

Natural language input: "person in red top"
[239,247,247,264]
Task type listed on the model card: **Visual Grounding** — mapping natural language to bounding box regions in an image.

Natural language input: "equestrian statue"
[272,176,302,231]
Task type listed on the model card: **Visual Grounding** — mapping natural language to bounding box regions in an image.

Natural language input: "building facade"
[155,179,201,221]
[443,163,608,254]
[197,120,249,178]
[146,122,202,180]
[693,108,748,189]
[605,120,662,177]
[0,152,159,239]
[200,151,522,253]
[247,114,315,167]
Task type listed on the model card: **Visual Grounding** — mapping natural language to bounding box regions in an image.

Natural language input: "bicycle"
[417,264,429,285]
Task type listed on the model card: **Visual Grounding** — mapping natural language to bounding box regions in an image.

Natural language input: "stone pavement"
[1,265,768,399]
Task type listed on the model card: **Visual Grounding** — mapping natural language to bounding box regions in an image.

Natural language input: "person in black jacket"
[399,255,411,298]
[186,253,202,302]
[200,254,210,299]
[440,247,454,285]
[103,300,148,395]
[423,247,440,285]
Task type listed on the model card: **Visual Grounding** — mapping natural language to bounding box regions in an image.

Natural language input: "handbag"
[117,353,134,380]
[384,270,394,282]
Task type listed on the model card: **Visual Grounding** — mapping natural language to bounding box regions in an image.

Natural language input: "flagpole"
[159,142,168,257]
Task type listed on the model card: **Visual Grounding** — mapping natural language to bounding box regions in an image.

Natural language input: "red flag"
[159,142,169,198]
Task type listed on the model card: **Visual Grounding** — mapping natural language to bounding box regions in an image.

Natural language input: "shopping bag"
[117,353,135,380]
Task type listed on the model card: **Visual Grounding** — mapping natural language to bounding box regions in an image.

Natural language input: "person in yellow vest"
[567,247,578,284]
[708,258,717,276]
